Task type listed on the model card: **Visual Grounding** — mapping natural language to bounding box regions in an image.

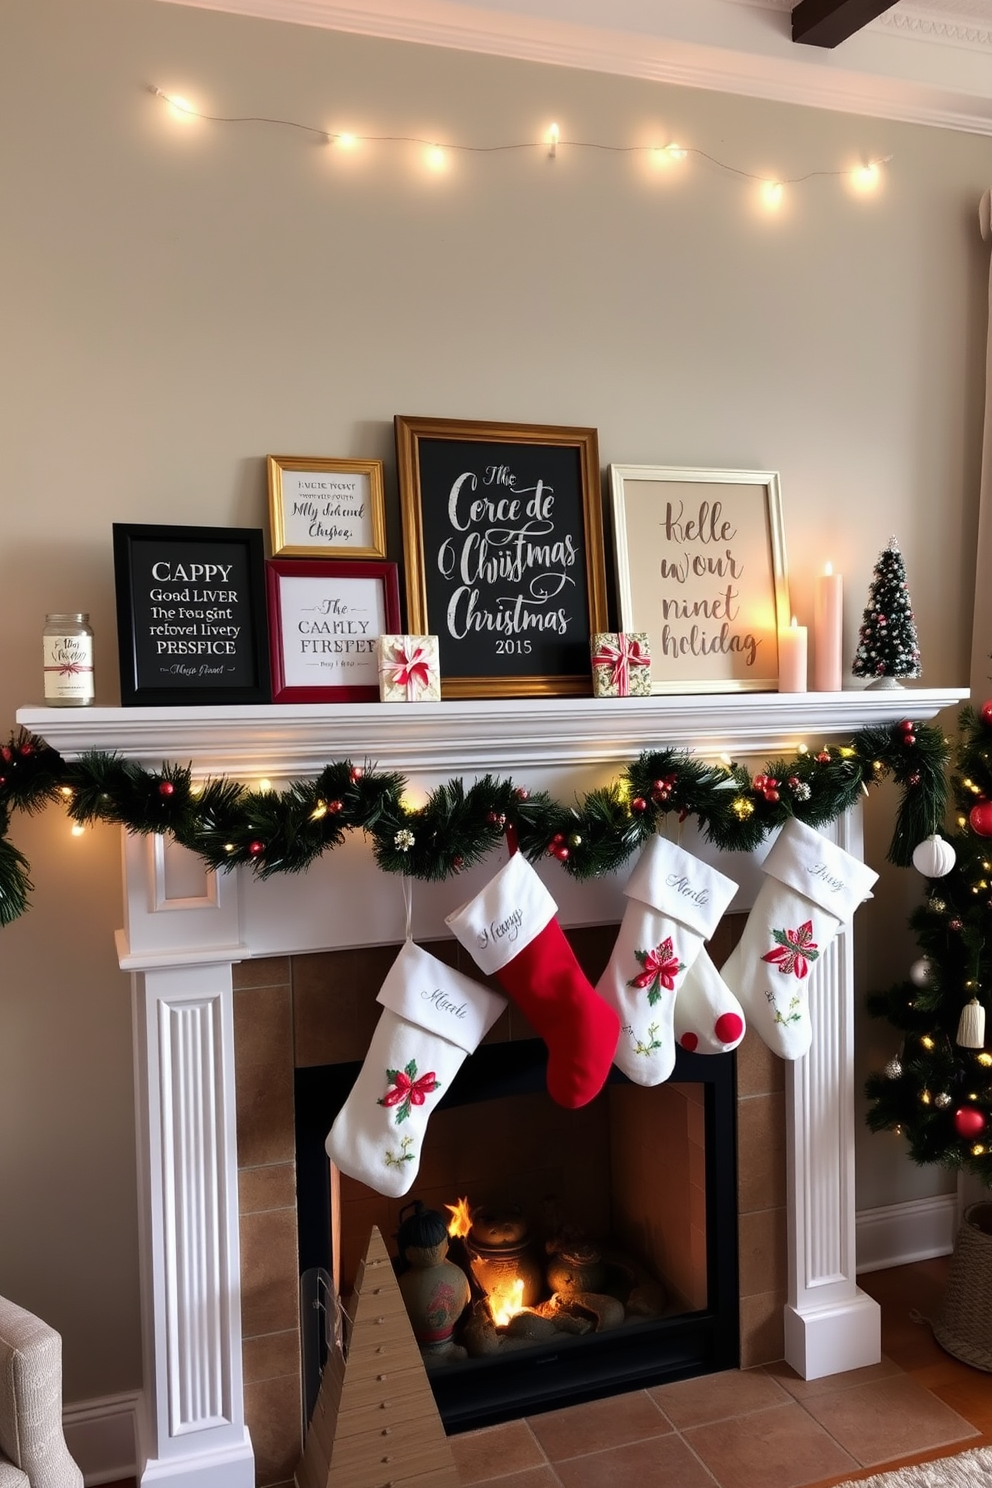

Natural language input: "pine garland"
[0,715,949,929]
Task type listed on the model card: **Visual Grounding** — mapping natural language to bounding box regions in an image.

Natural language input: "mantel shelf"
[17,686,968,779]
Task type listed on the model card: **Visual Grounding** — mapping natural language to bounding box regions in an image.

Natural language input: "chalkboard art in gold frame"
[267,455,387,559]
[395,415,609,699]
[609,464,791,694]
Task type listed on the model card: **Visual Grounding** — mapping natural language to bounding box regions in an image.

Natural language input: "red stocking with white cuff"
[445,850,620,1108]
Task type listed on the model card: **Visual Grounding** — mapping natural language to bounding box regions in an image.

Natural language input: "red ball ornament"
[980,699,992,728]
[816,751,831,764]
[953,1106,986,1139]
[970,801,992,838]
[158,781,175,797]
[903,733,916,746]
[0,747,12,763]
[452,854,464,871]
[18,744,33,756]
[631,797,647,813]
[349,765,364,782]
[515,787,530,800]
[554,845,570,861]
[327,799,343,814]
[896,720,914,734]
[248,840,265,857]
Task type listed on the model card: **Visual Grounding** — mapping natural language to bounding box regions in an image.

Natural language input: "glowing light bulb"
[666,143,687,161]
[335,132,357,150]
[60,786,74,798]
[547,122,559,159]
[851,162,879,194]
[70,823,85,837]
[762,180,784,211]
[156,89,198,121]
[259,779,272,792]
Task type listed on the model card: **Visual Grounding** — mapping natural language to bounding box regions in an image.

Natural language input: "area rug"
[832,1446,992,1487]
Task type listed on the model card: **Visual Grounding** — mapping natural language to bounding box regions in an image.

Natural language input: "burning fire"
[444,1195,528,1325]
[445,1196,472,1239]
[488,1276,525,1326]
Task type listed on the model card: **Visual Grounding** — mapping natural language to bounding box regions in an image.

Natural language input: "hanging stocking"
[720,817,878,1060]
[445,850,620,1109]
[325,939,506,1197]
[673,948,746,1056]
[596,834,738,1085]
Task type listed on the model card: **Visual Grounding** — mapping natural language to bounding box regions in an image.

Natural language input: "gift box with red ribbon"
[377,635,441,702]
[590,632,651,697]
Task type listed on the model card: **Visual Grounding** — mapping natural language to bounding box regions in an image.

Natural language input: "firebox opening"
[295,1039,739,1434]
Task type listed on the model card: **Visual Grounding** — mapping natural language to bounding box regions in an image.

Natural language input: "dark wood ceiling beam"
[792,0,900,48]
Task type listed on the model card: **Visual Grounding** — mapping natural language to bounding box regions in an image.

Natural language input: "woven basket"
[932,1201,992,1372]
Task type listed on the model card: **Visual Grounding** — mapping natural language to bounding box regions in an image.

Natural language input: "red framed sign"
[265,559,400,702]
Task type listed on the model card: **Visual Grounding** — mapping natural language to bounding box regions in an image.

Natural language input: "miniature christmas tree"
[864,705,991,1189]
[851,536,921,687]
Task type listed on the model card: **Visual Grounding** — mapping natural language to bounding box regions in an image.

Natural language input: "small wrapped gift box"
[377,635,441,702]
[591,632,651,697]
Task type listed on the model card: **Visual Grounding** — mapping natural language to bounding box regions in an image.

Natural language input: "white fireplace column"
[17,689,967,1488]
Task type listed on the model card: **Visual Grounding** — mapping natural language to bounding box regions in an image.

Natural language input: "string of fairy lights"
[148,86,892,213]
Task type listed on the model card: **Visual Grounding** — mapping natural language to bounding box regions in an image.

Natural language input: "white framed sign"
[609,465,791,693]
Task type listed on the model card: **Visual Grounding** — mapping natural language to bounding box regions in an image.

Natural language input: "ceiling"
[154,0,992,133]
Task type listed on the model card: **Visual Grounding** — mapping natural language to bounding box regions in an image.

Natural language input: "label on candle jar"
[43,619,94,705]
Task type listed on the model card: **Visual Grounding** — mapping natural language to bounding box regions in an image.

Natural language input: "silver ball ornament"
[934,1092,952,1109]
[884,1056,903,1079]
[909,958,933,988]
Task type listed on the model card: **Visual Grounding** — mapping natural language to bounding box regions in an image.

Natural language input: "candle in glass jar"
[814,562,844,692]
[778,615,808,693]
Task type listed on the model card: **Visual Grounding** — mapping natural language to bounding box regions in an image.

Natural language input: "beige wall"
[0,0,987,1404]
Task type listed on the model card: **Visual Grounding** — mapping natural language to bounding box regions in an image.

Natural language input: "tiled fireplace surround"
[18,689,965,1488]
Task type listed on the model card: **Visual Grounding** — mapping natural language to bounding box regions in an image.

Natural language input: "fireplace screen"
[296,1039,738,1433]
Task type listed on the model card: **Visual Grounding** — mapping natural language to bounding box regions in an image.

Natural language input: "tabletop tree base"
[295,1225,460,1488]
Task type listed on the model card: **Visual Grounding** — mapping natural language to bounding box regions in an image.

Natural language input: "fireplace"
[292,944,741,1437]
[17,689,964,1488]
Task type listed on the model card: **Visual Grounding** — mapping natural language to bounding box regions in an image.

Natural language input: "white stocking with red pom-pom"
[325,939,506,1197]
[719,817,878,1060]
[596,834,738,1086]
[673,949,746,1056]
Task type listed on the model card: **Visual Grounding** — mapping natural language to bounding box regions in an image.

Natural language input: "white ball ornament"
[909,958,933,988]
[912,834,956,879]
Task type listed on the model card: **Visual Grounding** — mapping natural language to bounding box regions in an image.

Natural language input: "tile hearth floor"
[447,1259,992,1488]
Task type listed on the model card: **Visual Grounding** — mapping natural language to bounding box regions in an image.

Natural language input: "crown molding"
[152,0,992,134]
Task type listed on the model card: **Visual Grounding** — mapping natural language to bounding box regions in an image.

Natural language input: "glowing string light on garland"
[147,86,892,204]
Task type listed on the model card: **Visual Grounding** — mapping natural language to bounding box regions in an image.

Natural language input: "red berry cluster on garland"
[752,774,780,803]
[547,832,570,861]
[652,773,678,804]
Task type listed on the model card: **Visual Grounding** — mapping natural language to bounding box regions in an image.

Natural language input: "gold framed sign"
[396,415,609,698]
[609,465,791,693]
[267,455,387,559]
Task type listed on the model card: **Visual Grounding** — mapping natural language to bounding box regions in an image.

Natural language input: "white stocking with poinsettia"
[719,817,878,1060]
[325,938,506,1197]
[597,834,738,1085]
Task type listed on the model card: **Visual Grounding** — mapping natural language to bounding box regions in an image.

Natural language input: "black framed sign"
[395,415,609,698]
[113,523,271,705]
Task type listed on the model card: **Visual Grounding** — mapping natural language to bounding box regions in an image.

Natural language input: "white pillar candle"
[778,615,808,693]
[814,563,844,692]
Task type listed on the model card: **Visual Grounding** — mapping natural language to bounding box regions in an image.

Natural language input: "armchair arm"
[0,1299,83,1488]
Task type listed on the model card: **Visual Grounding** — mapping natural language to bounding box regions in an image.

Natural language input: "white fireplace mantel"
[17,687,968,1488]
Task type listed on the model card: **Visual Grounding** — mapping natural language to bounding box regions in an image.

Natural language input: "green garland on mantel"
[0,716,949,929]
